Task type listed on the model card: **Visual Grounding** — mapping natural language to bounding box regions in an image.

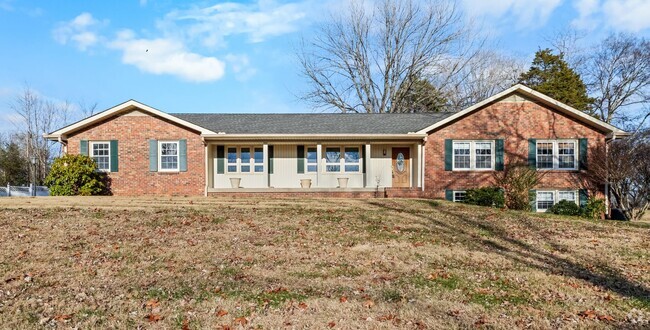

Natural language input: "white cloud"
[461,0,563,29]
[572,0,600,30]
[140,0,147,6]
[602,0,650,32]
[109,30,226,82]
[225,54,257,81]
[160,0,308,47]
[52,12,106,51]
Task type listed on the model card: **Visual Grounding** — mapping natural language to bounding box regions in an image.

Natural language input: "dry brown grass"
[0,197,648,329]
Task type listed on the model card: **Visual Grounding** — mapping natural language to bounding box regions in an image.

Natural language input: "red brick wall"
[67,112,205,196]
[424,94,607,199]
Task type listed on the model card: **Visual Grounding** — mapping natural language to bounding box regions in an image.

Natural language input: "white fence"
[0,185,50,197]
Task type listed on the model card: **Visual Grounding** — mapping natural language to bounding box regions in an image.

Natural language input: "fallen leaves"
[216,309,228,317]
[234,317,248,326]
[577,310,615,321]
[363,299,375,308]
[339,296,348,303]
[145,313,162,322]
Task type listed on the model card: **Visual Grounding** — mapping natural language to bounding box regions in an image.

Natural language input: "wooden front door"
[392,147,410,188]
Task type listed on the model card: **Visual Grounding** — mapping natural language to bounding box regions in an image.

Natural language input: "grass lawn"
[0,197,648,329]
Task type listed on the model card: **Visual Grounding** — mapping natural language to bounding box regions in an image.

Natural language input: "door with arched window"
[391,147,410,187]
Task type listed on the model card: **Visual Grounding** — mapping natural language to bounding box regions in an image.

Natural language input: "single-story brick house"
[45,84,628,211]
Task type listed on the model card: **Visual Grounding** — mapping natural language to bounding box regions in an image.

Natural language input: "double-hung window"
[536,140,577,170]
[227,147,264,173]
[453,141,494,170]
[159,141,179,171]
[90,142,110,171]
[453,190,467,203]
[536,190,578,212]
[306,147,318,172]
[324,146,361,173]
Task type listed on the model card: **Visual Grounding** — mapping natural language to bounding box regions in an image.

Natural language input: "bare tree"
[299,0,479,113]
[439,50,526,110]
[586,131,650,220]
[10,87,72,184]
[585,33,650,130]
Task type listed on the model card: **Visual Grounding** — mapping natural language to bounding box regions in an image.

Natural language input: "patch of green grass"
[220,266,242,277]
[380,288,403,302]
[254,289,306,307]
[77,307,106,324]
[629,297,650,310]
[407,274,461,291]
[146,287,170,300]
[290,271,324,279]
[211,216,226,225]
[23,312,39,325]
[329,263,364,277]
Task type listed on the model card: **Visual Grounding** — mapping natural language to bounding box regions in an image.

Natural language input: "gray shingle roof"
[171,113,455,134]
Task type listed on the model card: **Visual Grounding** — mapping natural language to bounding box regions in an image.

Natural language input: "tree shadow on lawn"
[366,200,650,304]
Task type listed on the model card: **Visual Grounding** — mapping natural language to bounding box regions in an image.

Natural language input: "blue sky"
[1,0,649,132]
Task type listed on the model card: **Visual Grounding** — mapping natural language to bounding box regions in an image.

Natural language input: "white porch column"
[263,143,269,188]
[417,143,422,189]
[204,142,209,196]
[365,143,372,187]
[316,143,322,187]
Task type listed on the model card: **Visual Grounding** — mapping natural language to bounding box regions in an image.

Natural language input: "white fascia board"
[44,100,216,140]
[415,84,628,135]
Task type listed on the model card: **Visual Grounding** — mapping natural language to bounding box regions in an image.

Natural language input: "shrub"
[492,163,541,211]
[581,197,606,219]
[44,154,107,196]
[464,187,505,208]
[547,200,581,216]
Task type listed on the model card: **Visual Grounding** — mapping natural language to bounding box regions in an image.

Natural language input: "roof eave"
[201,133,427,141]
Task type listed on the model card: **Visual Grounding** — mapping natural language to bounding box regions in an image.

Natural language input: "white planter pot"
[300,179,312,188]
[337,177,349,188]
[229,178,241,188]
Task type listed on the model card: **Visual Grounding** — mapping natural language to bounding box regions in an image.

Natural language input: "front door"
[392,147,410,188]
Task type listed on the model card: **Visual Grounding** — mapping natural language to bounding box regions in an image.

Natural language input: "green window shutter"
[149,140,158,172]
[579,138,588,170]
[445,189,453,201]
[109,140,118,172]
[268,145,274,174]
[495,139,504,171]
[528,139,537,168]
[579,189,588,208]
[80,140,88,156]
[216,145,224,174]
[444,139,453,171]
[297,145,305,174]
[179,139,187,172]
[529,189,537,212]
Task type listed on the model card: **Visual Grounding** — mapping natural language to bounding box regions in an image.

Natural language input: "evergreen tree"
[398,78,449,112]
[0,142,29,186]
[519,49,593,111]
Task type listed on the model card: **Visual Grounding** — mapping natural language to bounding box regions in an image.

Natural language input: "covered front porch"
[203,136,425,194]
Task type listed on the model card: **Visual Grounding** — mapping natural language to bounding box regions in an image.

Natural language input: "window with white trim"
[324,146,361,173]
[536,190,578,212]
[306,147,317,172]
[536,140,577,170]
[227,146,264,173]
[159,141,179,171]
[90,142,110,171]
[453,141,494,170]
[453,190,466,203]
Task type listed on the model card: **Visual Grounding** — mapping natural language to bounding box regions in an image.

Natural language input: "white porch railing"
[0,184,50,197]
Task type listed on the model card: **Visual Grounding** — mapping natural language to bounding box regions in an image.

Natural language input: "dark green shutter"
[445,189,453,201]
[530,190,537,212]
[528,139,537,168]
[80,140,88,156]
[109,140,118,172]
[179,139,187,172]
[216,146,224,174]
[579,189,588,208]
[149,140,158,172]
[268,145,274,174]
[297,145,305,174]
[444,139,453,171]
[579,138,588,170]
[495,139,504,171]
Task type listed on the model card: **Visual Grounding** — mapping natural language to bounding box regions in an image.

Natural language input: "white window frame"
[536,190,579,212]
[452,140,495,171]
[158,141,180,172]
[90,141,110,172]
[322,146,362,174]
[306,146,318,173]
[226,146,264,174]
[453,190,467,203]
[536,140,578,171]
